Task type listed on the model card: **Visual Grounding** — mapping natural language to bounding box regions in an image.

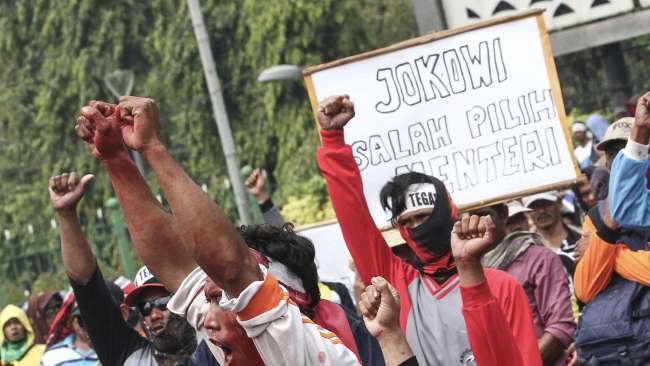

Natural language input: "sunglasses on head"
[137,295,170,316]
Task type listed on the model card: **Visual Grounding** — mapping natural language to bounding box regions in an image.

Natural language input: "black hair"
[238,223,320,309]
[380,172,438,225]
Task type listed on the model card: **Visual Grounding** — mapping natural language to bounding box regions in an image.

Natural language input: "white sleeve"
[167,267,224,364]
[220,268,360,366]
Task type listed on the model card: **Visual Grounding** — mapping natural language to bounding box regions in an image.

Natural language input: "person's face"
[71,316,90,343]
[3,318,26,343]
[203,278,264,366]
[397,208,433,229]
[529,199,562,230]
[605,141,626,171]
[138,288,171,335]
[577,180,597,209]
[469,206,507,244]
[574,131,587,144]
[505,213,531,235]
[44,297,62,329]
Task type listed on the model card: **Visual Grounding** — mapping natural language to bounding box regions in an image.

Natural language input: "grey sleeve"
[259,199,286,226]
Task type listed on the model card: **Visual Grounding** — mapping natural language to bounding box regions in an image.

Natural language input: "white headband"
[398,183,437,219]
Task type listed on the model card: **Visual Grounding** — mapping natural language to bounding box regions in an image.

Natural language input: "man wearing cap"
[523,191,581,273]
[473,203,575,366]
[504,201,532,233]
[609,92,650,229]
[316,95,542,366]
[48,172,211,366]
[572,122,598,170]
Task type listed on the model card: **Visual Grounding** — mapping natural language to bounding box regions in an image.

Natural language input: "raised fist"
[244,168,269,203]
[75,100,127,160]
[316,95,355,130]
[358,276,401,338]
[634,91,650,129]
[49,172,94,212]
[451,215,498,263]
[118,96,162,152]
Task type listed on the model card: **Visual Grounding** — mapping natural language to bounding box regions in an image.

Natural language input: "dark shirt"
[70,266,216,366]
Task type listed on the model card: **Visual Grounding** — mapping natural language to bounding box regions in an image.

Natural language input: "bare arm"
[49,172,97,284]
[118,96,261,296]
[76,103,196,291]
[359,276,413,366]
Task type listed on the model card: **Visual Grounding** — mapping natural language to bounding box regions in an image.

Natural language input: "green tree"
[0,0,417,302]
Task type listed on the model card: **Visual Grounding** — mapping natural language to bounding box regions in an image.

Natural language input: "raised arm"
[49,172,144,365]
[316,95,401,285]
[451,215,542,366]
[609,92,650,229]
[117,96,261,297]
[358,276,415,366]
[49,172,96,284]
[76,102,196,291]
[245,168,286,226]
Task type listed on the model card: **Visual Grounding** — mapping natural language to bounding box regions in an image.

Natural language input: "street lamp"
[103,69,146,176]
[257,64,303,83]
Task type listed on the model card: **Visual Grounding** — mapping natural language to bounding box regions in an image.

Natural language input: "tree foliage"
[0,0,417,303]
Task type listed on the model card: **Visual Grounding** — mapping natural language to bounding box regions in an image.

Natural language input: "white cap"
[522,191,560,208]
[397,183,437,220]
[572,122,587,133]
[506,200,532,218]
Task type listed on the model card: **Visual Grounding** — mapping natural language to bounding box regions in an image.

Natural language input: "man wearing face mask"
[316,95,542,366]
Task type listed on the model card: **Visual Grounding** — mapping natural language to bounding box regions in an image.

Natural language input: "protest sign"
[304,10,579,227]
[296,221,355,286]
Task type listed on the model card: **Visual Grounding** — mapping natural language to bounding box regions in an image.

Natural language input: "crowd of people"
[0,91,648,366]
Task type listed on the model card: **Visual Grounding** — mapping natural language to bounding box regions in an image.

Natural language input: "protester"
[39,305,98,366]
[48,172,212,366]
[573,201,650,363]
[316,95,541,365]
[475,204,575,366]
[572,122,598,169]
[0,305,45,366]
[609,92,650,229]
[523,191,580,273]
[74,98,361,365]
[245,168,358,312]
[26,293,63,345]
[504,201,532,233]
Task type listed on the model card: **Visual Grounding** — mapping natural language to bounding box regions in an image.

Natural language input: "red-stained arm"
[102,150,197,291]
[141,144,261,297]
[78,104,196,292]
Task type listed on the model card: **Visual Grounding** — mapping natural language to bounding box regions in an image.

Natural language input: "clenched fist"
[451,215,498,263]
[316,95,355,130]
[118,96,162,152]
[75,101,128,160]
[634,92,650,129]
[49,172,94,212]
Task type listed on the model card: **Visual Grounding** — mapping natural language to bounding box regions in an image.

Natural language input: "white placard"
[305,13,578,227]
[297,222,355,289]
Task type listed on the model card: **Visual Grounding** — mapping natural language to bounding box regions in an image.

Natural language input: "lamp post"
[103,69,146,176]
[187,0,252,224]
[257,65,303,83]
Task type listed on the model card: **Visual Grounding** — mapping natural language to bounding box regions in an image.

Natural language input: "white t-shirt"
[169,266,360,366]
